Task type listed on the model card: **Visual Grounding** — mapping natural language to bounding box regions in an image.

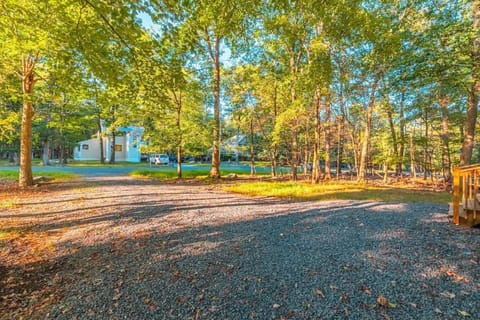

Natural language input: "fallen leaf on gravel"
[458,310,471,317]
[62,306,72,314]
[358,286,372,295]
[143,297,151,304]
[377,295,390,308]
[315,288,325,298]
[440,291,455,299]
[149,305,157,311]
[440,268,469,283]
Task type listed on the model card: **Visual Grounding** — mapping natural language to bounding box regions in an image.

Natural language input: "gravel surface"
[1,176,479,319]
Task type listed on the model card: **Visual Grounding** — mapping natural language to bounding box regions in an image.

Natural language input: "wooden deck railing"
[452,164,480,226]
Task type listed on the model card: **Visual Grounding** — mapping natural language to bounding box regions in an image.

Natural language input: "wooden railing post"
[453,168,460,225]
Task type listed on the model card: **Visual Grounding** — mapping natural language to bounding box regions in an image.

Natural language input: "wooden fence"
[452,165,480,226]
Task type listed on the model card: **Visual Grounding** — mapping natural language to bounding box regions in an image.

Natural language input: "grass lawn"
[223,181,452,203]
[0,170,78,182]
[130,166,271,180]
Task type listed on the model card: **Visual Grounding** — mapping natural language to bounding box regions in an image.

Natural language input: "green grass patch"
[223,181,452,203]
[130,166,270,180]
[131,169,210,179]
[0,170,78,182]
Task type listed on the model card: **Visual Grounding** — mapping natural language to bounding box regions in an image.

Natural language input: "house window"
[115,145,122,152]
[82,144,89,150]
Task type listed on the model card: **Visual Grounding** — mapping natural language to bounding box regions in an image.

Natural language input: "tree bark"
[19,54,37,188]
[109,106,116,164]
[289,53,298,181]
[312,89,321,183]
[398,90,405,176]
[271,82,278,178]
[461,1,480,165]
[250,117,255,176]
[42,138,50,166]
[423,110,429,180]
[172,90,183,178]
[109,129,116,164]
[358,77,379,182]
[291,126,298,181]
[410,126,416,178]
[324,94,332,180]
[440,96,451,180]
[386,104,398,175]
[209,35,221,178]
[97,117,104,164]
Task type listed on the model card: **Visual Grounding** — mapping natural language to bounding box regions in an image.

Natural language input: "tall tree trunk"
[440,96,451,180]
[423,110,429,180]
[410,126,417,178]
[386,105,398,175]
[292,126,298,181]
[312,90,321,183]
[383,159,389,183]
[209,36,221,178]
[42,138,50,166]
[398,90,405,176]
[461,1,480,165]
[109,129,116,164]
[97,117,104,164]
[271,82,278,178]
[289,53,298,181]
[250,117,255,176]
[19,54,38,188]
[336,118,343,179]
[177,116,182,179]
[337,48,348,179]
[177,145,182,178]
[358,77,379,182]
[324,94,332,180]
[109,106,116,164]
[173,90,183,178]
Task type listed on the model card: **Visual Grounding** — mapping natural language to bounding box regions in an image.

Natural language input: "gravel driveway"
[1,176,479,319]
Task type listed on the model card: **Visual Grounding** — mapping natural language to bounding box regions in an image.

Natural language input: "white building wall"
[74,126,143,163]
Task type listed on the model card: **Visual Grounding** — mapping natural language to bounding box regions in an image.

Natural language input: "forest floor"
[0,175,479,319]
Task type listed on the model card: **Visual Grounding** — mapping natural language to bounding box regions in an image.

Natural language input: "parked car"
[149,154,169,165]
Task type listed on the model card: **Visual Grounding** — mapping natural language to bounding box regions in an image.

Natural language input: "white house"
[74,126,144,162]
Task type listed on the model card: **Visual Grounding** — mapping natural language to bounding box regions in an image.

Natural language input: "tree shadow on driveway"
[1,178,478,320]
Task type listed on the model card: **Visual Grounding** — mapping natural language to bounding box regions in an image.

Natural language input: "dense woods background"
[0,0,478,187]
